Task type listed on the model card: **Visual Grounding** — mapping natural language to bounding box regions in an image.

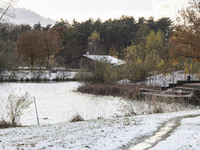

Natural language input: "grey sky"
[17,0,189,22]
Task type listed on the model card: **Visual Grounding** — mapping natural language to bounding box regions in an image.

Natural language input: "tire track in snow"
[127,114,200,150]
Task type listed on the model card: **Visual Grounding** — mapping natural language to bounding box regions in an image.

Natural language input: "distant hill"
[9,8,56,26]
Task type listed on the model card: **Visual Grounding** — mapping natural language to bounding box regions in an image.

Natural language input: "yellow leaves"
[136,58,142,64]
[158,59,165,68]
[88,30,100,41]
[190,64,193,70]
[109,46,118,58]
[183,59,200,74]
[172,59,179,65]
[146,30,164,51]
[184,67,189,74]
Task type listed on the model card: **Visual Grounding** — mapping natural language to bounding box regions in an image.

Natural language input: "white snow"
[0,109,200,150]
[0,82,200,149]
[0,70,77,81]
[83,54,126,66]
[150,115,200,150]
[118,70,200,87]
[0,70,200,149]
[0,82,196,126]
[144,70,200,87]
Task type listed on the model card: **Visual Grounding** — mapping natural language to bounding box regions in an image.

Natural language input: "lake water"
[0,82,135,126]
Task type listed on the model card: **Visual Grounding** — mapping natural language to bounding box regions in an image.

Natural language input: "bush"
[75,61,122,84]
[0,92,33,126]
[77,83,144,99]
[0,120,21,129]
[70,114,84,122]
[75,68,92,82]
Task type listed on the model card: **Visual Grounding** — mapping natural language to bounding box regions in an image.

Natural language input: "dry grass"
[77,83,196,116]
[70,114,84,122]
[77,83,156,99]
[144,92,190,114]
[0,120,21,129]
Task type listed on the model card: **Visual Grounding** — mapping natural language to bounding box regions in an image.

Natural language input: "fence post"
[34,97,40,126]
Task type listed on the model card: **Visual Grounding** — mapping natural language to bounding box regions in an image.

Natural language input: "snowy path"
[0,110,200,150]
[129,120,178,150]
[150,115,200,150]
[129,114,200,150]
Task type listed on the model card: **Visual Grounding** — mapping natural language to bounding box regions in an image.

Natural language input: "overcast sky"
[16,0,189,22]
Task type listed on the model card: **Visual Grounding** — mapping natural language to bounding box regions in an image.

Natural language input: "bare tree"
[0,92,32,126]
[0,0,15,21]
[6,92,32,125]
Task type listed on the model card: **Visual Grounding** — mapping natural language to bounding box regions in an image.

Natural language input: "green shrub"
[75,62,122,84]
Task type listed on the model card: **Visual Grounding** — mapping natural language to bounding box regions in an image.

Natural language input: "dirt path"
[126,114,200,150]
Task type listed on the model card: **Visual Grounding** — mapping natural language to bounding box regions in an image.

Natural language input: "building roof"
[83,54,125,66]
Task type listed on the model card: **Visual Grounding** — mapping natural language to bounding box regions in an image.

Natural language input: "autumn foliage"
[170,0,200,61]
[15,28,62,67]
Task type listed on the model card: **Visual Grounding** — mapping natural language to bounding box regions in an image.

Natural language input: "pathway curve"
[127,114,200,150]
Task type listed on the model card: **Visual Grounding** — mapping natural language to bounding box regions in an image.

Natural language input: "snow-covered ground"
[118,70,200,87]
[144,70,199,87]
[0,81,199,150]
[0,109,200,150]
[0,82,197,126]
[0,70,77,81]
[1,70,199,85]
[0,71,200,149]
[150,115,200,150]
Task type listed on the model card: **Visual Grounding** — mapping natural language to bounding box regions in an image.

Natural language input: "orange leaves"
[170,0,200,61]
[15,29,62,66]
[15,30,42,65]
[170,30,200,60]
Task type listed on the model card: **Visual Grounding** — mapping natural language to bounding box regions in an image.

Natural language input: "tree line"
[0,0,199,82]
[0,16,172,67]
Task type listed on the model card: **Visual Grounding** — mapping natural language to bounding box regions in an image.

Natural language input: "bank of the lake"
[0,70,77,82]
[0,82,138,126]
[0,82,197,126]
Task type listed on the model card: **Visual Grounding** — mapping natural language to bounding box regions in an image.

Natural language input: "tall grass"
[77,83,143,99]
[78,83,195,116]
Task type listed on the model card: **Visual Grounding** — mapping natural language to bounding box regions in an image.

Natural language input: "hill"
[9,8,56,26]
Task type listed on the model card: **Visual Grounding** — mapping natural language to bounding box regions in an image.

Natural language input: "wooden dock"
[140,82,200,105]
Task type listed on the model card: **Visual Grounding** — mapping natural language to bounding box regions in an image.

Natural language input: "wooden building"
[64,54,125,70]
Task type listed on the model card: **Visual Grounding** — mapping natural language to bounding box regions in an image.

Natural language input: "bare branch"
[0,0,15,21]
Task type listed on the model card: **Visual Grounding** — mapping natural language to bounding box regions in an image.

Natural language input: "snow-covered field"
[0,82,196,126]
[0,109,200,150]
[0,72,200,149]
[0,82,137,125]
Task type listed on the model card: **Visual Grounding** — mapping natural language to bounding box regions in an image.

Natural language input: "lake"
[0,82,194,126]
[0,82,135,126]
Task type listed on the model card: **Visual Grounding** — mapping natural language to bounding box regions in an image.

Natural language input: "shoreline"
[0,70,78,82]
[77,83,158,99]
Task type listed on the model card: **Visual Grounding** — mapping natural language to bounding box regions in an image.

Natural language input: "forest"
[0,0,200,83]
